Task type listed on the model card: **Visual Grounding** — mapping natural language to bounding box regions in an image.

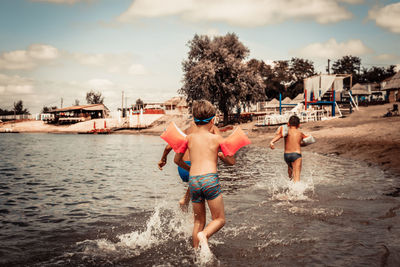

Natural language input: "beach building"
[48,104,109,124]
[163,96,188,114]
[351,83,371,103]
[383,71,400,103]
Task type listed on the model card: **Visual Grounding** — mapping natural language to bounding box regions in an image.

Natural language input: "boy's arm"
[270,126,283,149]
[218,152,236,165]
[217,135,236,165]
[174,152,190,171]
[158,144,173,170]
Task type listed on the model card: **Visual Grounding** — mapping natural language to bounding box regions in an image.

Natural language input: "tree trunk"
[223,109,229,126]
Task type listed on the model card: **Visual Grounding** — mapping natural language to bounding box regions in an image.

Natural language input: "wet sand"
[1,104,399,175]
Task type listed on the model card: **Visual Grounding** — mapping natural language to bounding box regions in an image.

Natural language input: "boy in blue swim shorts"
[158,123,220,211]
[270,115,307,182]
[174,100,235,250]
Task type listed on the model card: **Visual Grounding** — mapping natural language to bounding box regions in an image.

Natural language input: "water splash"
[73,203,193,261]
[194,245,219,266]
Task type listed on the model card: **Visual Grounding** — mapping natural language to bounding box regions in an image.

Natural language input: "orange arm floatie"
[220,127,251,156]
[160,122,188,153]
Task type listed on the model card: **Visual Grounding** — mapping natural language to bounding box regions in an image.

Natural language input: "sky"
[0,0,399,114]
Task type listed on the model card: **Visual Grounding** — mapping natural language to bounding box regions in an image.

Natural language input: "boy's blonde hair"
[192,100,216,125]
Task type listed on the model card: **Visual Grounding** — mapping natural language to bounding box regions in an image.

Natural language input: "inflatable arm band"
[160,122,188,153]
[220,127,251,156]
[301,135,316,146]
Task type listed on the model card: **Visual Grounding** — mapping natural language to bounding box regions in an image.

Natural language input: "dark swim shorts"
[189,173,221,203]
[284,152,302,166]
[177,161,191,182]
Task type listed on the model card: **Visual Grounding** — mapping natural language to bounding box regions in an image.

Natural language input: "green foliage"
[42,106,57,113]
[13,100,30,115]
[180,33,265,124]
[248,57,315,100]
[86,90,104,104]
[359,65,396,84]
[135,98,144,110]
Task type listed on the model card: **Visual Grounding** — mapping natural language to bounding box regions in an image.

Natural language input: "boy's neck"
[196,123,212,132]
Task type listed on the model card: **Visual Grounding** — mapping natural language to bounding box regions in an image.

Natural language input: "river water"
[0,133,399,266]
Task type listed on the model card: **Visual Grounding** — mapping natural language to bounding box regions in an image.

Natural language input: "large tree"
[86,90,104,104]
[13,100,29,115]
[332,55,361,83]
[180,33,264,125]
[287,57,315,99]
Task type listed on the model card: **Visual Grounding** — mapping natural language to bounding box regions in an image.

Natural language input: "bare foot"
[179,198,189,212]
[197,232,209,250]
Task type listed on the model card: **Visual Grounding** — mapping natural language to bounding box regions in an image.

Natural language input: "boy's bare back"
[187,128,223,176]
[284,127,306,154]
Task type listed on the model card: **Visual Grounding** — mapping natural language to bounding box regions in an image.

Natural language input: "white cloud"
[0,44,59,70]
[293,38,373,59]
[128,64,148,75]
[368,3,400,34]
[0,74,34,95]
[205,28,219,37]
[86,78,114,89]
[118,0,353,26]
[375,54,400,62]
[28,44,59,60]
[72,52,147,75]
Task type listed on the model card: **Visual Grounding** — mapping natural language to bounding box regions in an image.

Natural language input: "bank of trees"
[180,33,396,124]
[0,100,30,116]
[180,33,315,124]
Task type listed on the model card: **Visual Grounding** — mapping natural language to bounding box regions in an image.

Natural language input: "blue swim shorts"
[284,152,302,167]
[177,161,191,182]
[189,173,222,203]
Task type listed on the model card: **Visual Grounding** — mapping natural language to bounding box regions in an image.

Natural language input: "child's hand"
[269,141,275,149]
[218,152,224,159]
[158,159,166,170]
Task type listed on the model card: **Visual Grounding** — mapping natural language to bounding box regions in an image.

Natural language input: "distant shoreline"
[1,103,399,175]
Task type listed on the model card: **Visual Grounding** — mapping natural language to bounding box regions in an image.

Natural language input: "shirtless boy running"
[174,100,235,249]
[269,115,306,182]
[158,123,220,211]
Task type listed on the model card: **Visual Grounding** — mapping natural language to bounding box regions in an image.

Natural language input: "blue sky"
[0,0,399,113]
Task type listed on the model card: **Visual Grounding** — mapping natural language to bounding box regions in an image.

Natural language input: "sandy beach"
[1,103,399,175]
[249,103,400,175]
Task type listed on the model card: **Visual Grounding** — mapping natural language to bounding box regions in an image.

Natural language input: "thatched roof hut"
[383,71,400,102]
[291,93,304,104]
[351,83,371,95]
[282,97,292,104]
[383,71,400,90]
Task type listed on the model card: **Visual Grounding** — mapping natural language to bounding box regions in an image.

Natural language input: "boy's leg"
[291,158,302,182]
[198,195,225,246]
[287,164,293,179]
[192,201,206,248]
[179,187,191,212]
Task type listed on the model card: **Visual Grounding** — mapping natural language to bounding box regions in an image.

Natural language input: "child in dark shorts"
[269,115,307,182]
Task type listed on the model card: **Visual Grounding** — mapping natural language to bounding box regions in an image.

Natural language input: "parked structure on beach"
[47,104,109,124]
[383,71,400,103]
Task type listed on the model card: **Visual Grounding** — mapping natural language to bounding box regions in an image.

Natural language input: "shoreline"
[1,103,399,175]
